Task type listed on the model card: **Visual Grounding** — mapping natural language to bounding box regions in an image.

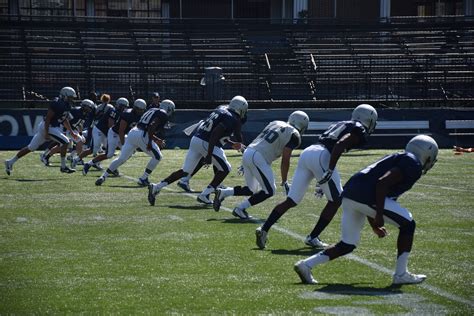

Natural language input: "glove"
[282,181,290,195]
[203,155,212,168]
[237,165,244,176]
[314,184,324,198]
[318,169,333,185]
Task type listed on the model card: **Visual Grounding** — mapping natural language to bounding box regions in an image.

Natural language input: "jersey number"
[139,109,156,125]
[323,122,346,140]
[201,112,219,132]
[260,127,285,144]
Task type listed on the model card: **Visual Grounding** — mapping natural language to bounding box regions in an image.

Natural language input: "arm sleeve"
[285,133,301,149]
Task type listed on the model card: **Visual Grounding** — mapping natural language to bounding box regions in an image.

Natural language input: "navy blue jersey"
[95,104,116,134]
[112,108,142,134]
[342,152,422,206]
[195,108,240,146]
[68,107,88,130]
[137,108,168,131]
[48,98,71,127]
[318,120,368,152]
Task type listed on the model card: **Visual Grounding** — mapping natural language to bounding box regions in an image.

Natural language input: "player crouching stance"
[5,87,79,175]
[94,99,174,186]
[213,111,309,219]
[294,135,438,285]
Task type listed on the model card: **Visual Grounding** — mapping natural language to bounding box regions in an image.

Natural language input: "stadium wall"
[0,108,473,150]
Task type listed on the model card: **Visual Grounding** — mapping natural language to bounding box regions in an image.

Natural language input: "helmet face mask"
[159,99,175,117]
[351,104,378,134]
[405,135,439,174]
[228,95,248,119]
[80,99,96,114]
[288,110,309,134]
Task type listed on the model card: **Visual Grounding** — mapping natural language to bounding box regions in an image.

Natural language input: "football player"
[147,96,248,206]
[72,94,120,169]
[40,99,96,165]
[82,98,146,176]
[4,87,79,175]
[94,99,175,186]
[213,111,309,219]
[256,104,378,249]
[294,135,438,285]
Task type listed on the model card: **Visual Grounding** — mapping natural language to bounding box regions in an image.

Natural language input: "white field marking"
[338,172,471,193]
[120,174,473,308]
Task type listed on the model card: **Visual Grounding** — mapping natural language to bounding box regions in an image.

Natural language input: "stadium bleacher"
[0,17,472,107]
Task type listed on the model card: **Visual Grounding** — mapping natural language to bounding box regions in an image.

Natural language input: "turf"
[0,149,473,314]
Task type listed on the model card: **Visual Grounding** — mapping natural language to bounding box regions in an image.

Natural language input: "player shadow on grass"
[168,204,212,210]
[270,247,320,256]
[4,177,66,182]
[313,283,403,296]
[108,185,145,189]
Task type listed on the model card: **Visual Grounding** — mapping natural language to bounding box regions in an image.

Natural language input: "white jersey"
[249,120,301,164]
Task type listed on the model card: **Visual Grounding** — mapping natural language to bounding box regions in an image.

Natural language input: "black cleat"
[60,166,76,174]
[148,184,156,206]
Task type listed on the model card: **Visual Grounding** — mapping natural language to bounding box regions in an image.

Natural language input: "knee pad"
[399,220,416,235]
[334,241,356,256]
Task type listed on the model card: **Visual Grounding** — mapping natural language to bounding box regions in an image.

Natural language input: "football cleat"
[294,260,317,284]
[196,194,213,205]
[95,176,105,186]
[137,177,150,187]
[5,160,12,176]
[255,226,268,249]
[392,272,427,285]
[60,166,76,174]
[110,169,120,177]
[71,157,82,169]
[82,163,91,175]
[177,180,192,192]
[304,235,329,249]
[147,184,156,206]
[39,153,50,166]
[213,188,225,212]
[232,207,251,220]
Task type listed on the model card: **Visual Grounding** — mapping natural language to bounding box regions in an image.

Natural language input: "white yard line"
[121,174,473,308]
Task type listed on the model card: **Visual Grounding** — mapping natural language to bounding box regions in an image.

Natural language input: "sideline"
[121,174,473,308]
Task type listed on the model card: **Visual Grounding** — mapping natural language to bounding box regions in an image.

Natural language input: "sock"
[180,175,191,183]
[200,185,215,196]
[248,190,271,206]
[220,187,235,198]
[309,218,331,239]
[60,156,66,168]
[395,252,410,276]
[233,186,253,196]
[141,169,151,180]
[43,149,51,157]
[237,199,251,210]
[9,156,19,164]
[157,181,168,189]
[85,160,93,166]
[103,169,111,179]
[262,210,284,232]
[304,253,330,268]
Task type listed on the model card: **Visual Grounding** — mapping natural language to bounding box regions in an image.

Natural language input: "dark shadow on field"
[207,217,264,224]
[2,177,65,182]
[108,185,145,189]
[313,283,403,296]
[271,247,322,256]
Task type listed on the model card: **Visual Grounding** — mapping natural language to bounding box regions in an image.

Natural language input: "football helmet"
[80,99,96,113]
[288,110,309,134]
[160,99,175,117]
[351,104,378,134]
[228,95,248,119]
[116,97,130,110]
[405,135,438,174]
[133,99,147,110]
[59,87,77,101]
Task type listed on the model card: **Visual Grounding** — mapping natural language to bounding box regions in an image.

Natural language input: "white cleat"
[294,260,317,284]
[304,235,328,249]
[392,272,427,285]
[232,207,251,220]
[255,226,268,249]
[196,194,213,205]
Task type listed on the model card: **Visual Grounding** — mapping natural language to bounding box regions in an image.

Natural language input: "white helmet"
[59,87,77,100]
[288,110,309,134]
[116,97,130,109]
[228,95,248,119]
[80,99,96,112]
[351,104,378,134]
[133,98,147,110]
[405,135,438,174]
[160,99,175,117]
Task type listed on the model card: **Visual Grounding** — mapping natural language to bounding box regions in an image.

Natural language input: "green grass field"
[1,149,473,314]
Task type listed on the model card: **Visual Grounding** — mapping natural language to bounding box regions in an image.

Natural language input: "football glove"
[318,169,333,185]
[314,184,324,198]
[237,165,244,176]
